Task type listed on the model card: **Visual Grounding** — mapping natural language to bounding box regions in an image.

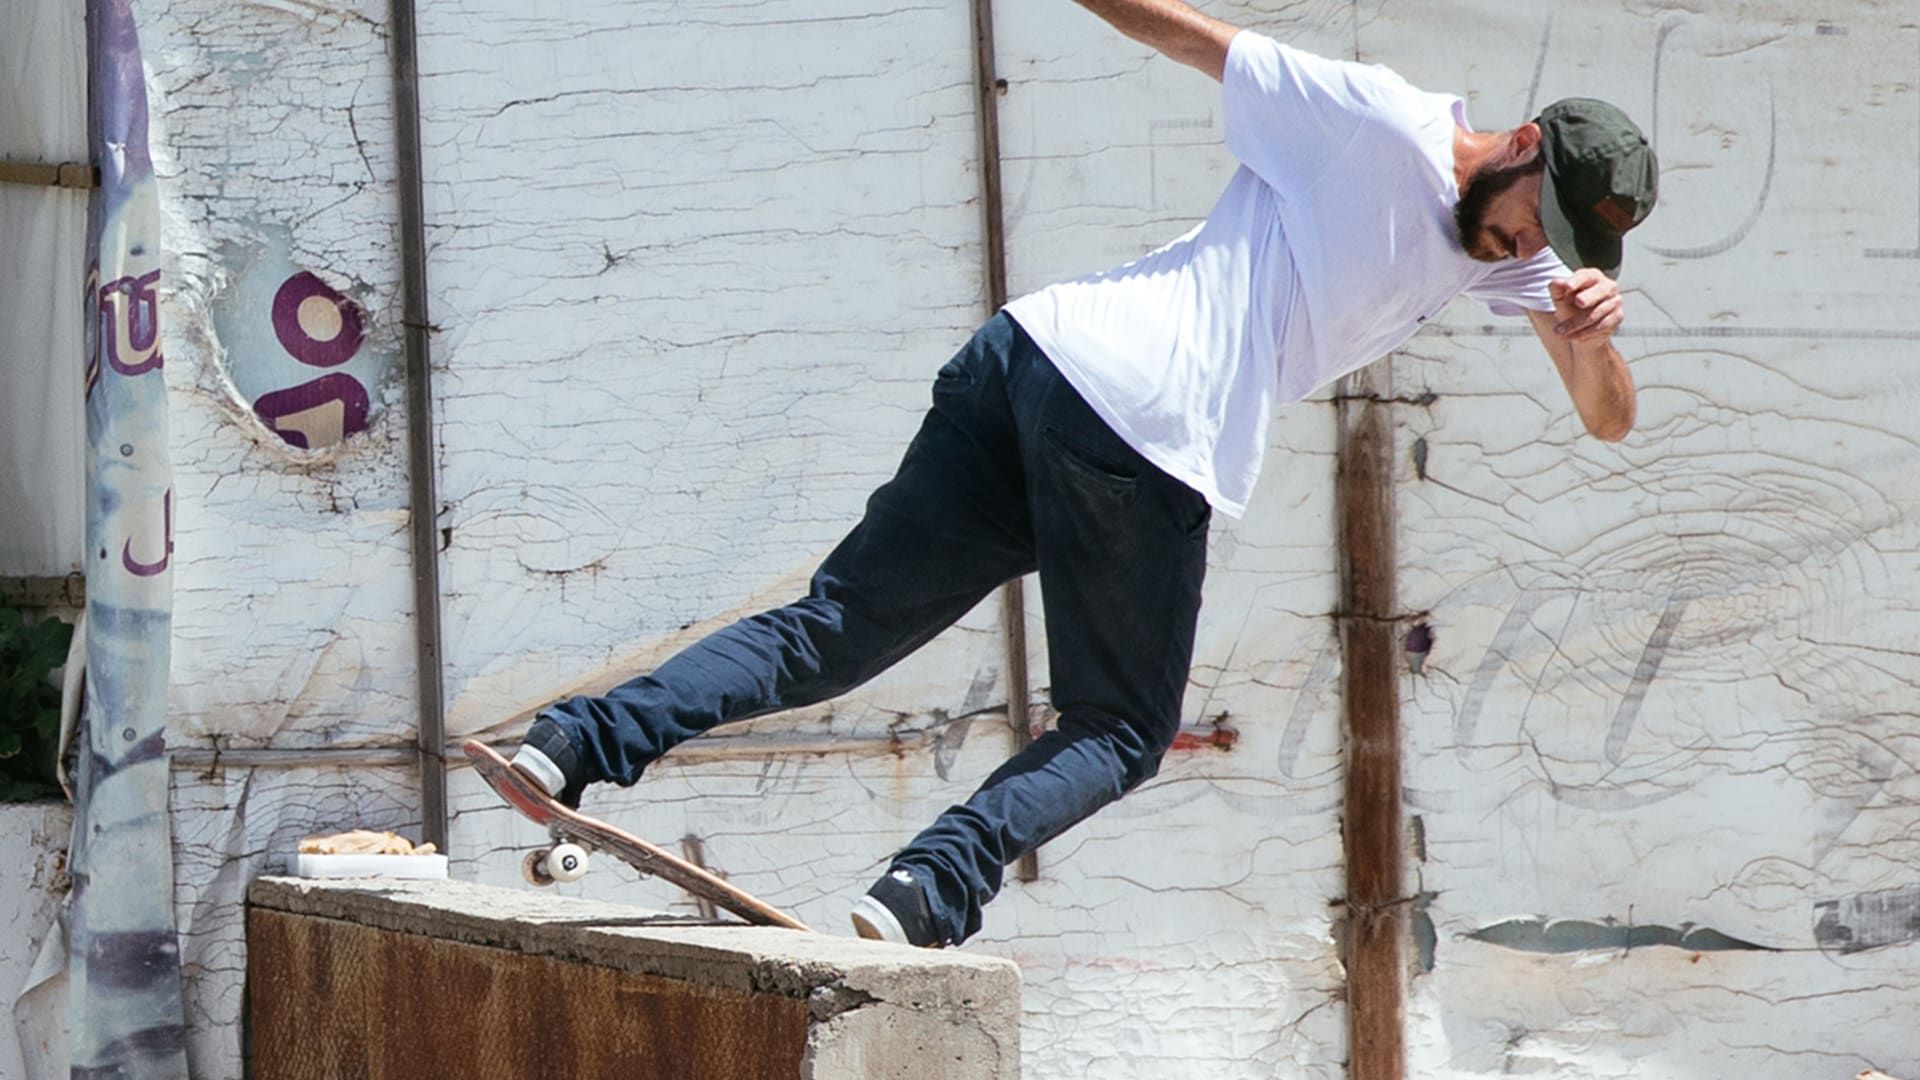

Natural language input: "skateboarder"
[510,0,1658,947]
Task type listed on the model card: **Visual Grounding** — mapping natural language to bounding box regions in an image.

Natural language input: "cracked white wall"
[1384,3,1920,1077]
[134,0,421,1074]
[1,805,72,1079]
[423,1,1340,1077]
[109,0,1920,1078]
[146,0,416,755]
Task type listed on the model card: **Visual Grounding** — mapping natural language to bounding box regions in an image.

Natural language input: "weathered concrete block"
[246,876,1019,1080]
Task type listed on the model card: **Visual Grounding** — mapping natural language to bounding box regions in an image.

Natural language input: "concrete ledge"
[247,877,1019,1079]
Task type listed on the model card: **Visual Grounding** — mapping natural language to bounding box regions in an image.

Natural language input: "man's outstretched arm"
[1072,0,1240,81]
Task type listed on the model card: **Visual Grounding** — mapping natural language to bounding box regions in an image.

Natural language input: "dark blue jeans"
[542,313,1211,943]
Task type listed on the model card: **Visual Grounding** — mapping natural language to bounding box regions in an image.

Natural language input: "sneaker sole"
[509,744,567,798]
[850,894,910,945]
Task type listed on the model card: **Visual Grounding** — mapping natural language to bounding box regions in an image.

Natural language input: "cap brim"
[1539,164,1623,277]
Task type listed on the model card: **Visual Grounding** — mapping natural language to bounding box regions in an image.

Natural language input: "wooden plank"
[0,160,97,189]
[0,575,86,609]
[1335,362,1406,1080]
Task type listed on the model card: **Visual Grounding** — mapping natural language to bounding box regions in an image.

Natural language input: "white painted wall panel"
[166,765,422,1078]
[416,5,1350,1076]
[984,3,1351,1073]
[416,0,998,737]
[1383,2,1920,1076]
[124,4,422,1075]
[108,0,1920,1075]
[1,804,72,1080]
[145,0,420,750]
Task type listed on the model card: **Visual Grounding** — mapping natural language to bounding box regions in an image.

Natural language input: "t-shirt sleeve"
[1221,31,1371,195]
[1464,249,1571,316]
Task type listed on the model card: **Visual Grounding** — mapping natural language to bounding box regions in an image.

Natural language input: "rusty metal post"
[391,0,449,851]
[1335,361,1406,1080]
[968,0,1037,884]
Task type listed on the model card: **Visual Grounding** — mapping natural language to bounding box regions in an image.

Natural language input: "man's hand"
[1527,271,1636,441]
[1547,268,1624,344]
[1072,0,1240,81]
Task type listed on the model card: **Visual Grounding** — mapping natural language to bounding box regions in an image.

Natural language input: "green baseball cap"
[1536,98,1659,277]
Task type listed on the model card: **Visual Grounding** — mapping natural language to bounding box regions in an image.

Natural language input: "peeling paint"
[1815,885,1920,954]
[1411,894,1437,976]
[209,228,388,450]
[1467,917,1773,954]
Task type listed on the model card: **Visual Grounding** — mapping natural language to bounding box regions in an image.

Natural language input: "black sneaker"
[509,715,589,809]
[850,867,947,948]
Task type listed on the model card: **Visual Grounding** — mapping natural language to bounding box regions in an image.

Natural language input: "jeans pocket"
[1186,503,1213,541]
[1041,423,1138,502]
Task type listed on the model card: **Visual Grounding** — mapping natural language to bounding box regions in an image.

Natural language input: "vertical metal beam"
[1335,362,1406,1080]
[969,0,1037,884]
[971,0,1010,311]
[390,0,448,852]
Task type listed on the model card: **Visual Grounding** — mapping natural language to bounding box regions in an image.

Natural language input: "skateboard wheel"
[546,843,589,883]
[523,848,556,887]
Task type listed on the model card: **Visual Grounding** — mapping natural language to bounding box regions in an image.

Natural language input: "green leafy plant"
[0,604,73,802]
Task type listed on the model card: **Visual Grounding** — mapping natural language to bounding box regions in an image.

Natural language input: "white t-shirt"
[1004,31,1568,518]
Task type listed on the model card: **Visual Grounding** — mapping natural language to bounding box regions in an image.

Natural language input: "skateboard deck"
[462,739,810,931]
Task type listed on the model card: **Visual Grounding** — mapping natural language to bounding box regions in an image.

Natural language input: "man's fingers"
[1546,269,1624,340]
[1563,303,1623,341]
[1576,279,1614,309]
[1556,296,1622,338]
[1553,268,1619,308]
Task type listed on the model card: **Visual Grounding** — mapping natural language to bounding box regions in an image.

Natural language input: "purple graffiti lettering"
[253,372,371,449]
[272,271,365,368]
[100,269,162,376]
[121,489,174,578]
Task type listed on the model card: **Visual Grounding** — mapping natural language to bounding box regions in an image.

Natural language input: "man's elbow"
[1584,402,1635,443]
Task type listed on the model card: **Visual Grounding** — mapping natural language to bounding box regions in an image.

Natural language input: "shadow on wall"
[210,226,388,450]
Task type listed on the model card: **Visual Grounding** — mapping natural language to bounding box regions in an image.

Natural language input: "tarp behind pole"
[0,0,86,573]
[67,0,187,1074]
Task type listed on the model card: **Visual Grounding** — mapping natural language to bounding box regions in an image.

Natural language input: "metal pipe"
[166,719,1006,771]
[971,0,1010,311]
[172,747,416,769]
[970,0,1040,886]
[389,0,449,852]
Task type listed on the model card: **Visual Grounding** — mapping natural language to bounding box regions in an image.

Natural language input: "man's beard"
[1454,156,1546,261]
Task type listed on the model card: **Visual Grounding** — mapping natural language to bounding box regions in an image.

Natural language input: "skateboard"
[462,739,810,931]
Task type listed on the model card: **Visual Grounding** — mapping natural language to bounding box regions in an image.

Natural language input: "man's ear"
[1510,121,1543,161]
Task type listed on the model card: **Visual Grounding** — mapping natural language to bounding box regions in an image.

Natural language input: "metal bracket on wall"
[0,574,88,608]
[0,160,99,189]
